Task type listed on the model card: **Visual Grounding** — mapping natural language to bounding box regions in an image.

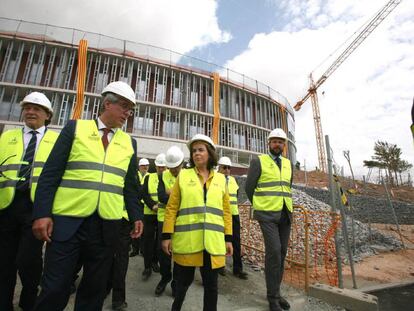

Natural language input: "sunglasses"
[222,166,231,170]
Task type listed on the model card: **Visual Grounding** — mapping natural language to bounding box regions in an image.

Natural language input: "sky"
[2,0,413,180]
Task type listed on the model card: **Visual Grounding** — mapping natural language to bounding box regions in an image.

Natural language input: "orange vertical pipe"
[212,72,220,144]
[72,39,88,119]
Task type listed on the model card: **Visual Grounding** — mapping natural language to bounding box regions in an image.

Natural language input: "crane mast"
[293,0,402,172]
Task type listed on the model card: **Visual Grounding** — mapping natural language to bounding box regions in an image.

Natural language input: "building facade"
[0,19,296,171]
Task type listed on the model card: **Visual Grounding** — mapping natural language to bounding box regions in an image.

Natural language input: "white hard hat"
[154,153,166,167]
[218,156,232,167]
[268,128,287,141]
[102,81,136,106]
[20,92,53,114]
[138,158,149,166]
[165,146,184,168]
[187,134,215,151]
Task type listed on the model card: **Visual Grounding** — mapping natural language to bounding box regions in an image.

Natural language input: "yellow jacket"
[163,168,232,268]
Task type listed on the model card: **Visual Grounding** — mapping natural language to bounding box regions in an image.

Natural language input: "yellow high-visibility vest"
[0,128,58,209]
[227,176,239,216]
[253,154,292,212]
[172,168,226,255]
[158,169,176,222]
[52,120,134,219]
[144,173,158,215]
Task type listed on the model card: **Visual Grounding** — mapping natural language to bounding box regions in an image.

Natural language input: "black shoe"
[218,267,226,276]
[233,271,248,280]
[152,262,160,273]
[155,279,170,296]
[142,268,152,281]
[279,297,290,310]
[130,250,139,257]
[112,301,128,311]
[269,301,283,311]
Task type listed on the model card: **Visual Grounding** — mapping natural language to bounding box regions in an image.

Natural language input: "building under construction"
[0,18,296,170]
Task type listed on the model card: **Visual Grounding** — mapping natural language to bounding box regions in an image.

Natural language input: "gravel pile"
[293,185,414,225]
[236,177,403,268]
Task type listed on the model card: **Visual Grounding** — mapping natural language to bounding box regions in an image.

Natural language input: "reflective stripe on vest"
[52,120,134,219]
[227,176,239,216]
[144,173,159,215]
[158,169,176,222]
[0,128,57,209]
[172,168,226,255]
[252,154,292,212]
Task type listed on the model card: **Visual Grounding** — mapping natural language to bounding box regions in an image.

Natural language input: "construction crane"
[293,0,402,172]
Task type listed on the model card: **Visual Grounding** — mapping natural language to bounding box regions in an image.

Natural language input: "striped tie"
[16,130,38,191]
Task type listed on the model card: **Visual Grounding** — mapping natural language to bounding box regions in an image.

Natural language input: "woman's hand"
[162,239,172,256]
[225,242,233,256]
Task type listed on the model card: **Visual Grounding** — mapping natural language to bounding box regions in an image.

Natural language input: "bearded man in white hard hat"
[31,81,144,311]
[141,153,166,281]
[0,92,58,311]
[245,128,293,311]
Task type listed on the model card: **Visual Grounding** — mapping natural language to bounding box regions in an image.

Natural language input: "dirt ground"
[294,170,414,203]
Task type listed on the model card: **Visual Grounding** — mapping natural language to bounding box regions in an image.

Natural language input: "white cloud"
[225,0,414,179]
[1,0,230,54]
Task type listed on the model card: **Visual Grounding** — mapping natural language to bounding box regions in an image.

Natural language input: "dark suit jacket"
[33,120,143,242]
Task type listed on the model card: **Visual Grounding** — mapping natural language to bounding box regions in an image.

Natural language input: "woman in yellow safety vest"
[162,134,233,311]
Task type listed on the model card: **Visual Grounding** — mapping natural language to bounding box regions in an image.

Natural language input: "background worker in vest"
[0,92,57,311]
[155,146,184,296]
[31,81,144,311]
[130,158,150,257]
[245,128,293,311]
[217,156,248,280]
[141,153,166,280]
[162,134,233,311]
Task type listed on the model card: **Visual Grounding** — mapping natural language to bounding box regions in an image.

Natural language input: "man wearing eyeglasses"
[31,81,144,311]
[245,128,293,311]
[0,92,58,311]
[217,157,248,280]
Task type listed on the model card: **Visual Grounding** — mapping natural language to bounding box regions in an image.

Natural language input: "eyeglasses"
[0,154,27,181]
[222,166,231,170]
[114,102,134,116]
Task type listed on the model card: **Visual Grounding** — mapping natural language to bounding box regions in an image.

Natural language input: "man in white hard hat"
[245,128,293,311]
[217,156,248,280]
[31,81,144,311]
[130,158,150,258]
[141,153,166,281]
[155,146,184,296]
[0,92,58,311]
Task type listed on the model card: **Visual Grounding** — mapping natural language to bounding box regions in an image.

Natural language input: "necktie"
[275,156,281,170]
[101,128,111,151]
[17,130,37,191]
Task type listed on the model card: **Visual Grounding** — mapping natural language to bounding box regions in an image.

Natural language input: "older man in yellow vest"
[0,92,57,311]
[245,128,293,311]
[31,81,144,311]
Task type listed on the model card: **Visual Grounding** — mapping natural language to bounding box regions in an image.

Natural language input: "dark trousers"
[258,208,291,304]
[157,221,176,285]
[33,213,119,311]
[143,214,158,269]
[172,251,218,311]
[0,190,43,311]
[232,215,243,273]
[130,236,141,253]
[110,218,132,304]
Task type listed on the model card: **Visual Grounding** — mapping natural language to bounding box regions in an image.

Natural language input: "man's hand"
[162,239,172,256]
[130,220,143,238]
[225,242,233,256]
[152,204,158,212]
[32,217,54,242]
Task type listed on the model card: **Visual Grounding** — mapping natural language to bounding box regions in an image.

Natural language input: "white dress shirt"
[97,118,118,143]
[23,125,46,152]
